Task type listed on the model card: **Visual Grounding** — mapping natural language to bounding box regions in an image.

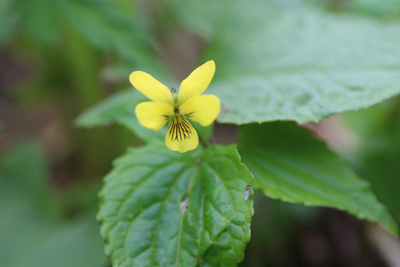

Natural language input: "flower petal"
[165,115,199,153]
[179,95,221,126]
[177,60,216,106]
[135,101,174,131]
[130,71,174,105]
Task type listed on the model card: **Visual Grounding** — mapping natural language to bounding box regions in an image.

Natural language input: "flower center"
[168,114,192,141]
[174,107,179,114]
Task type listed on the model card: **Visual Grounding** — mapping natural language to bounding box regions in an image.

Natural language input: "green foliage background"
[2,0,400,266]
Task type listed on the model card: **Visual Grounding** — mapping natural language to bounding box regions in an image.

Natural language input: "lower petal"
[179,95,221,126]
[165,115,199,153]
[135,101,174,131]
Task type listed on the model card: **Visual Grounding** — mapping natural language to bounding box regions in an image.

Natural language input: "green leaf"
[343,100,400,225]
[169,0,232,38]
[192,121,214,144]
[237,122,398,234]
[172,1,400,124]
[75,90,166,143]
[97,144,254,266]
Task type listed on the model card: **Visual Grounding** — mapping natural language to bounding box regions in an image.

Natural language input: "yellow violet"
[129,60,221,153]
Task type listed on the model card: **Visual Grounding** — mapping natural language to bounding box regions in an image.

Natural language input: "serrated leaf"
[171,1,400,124]
[97,144,254,267]
[75,90,166,143]
[237,122,398,234]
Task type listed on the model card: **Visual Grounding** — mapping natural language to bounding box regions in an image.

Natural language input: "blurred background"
[1,0,400,266]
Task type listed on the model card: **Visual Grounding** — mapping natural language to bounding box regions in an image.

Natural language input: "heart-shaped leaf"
[97,144,254,266]
[238,122,398,234]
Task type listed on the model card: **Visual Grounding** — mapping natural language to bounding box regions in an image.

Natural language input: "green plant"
[75,1,400,266]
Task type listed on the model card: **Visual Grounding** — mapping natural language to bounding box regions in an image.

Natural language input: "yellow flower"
[129,60,221,153]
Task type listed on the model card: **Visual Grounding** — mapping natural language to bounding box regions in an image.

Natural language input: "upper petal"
[179,95,221,126]
[130,71,174,105]
[165,115,199,153]
[135,101,174,131]
[177,60,216,106]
